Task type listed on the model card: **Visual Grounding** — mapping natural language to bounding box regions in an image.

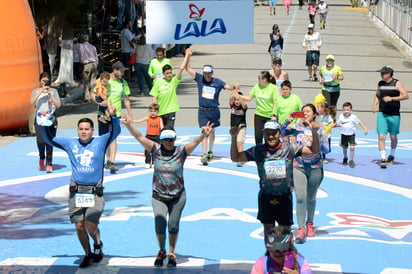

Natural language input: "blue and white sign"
[146,0,254,44]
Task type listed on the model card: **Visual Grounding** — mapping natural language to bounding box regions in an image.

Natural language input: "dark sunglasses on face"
[162,138,175,142]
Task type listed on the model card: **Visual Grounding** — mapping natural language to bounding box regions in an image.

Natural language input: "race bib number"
[201,86,216,100]
[264,160,287,179]
[75,193,95,208]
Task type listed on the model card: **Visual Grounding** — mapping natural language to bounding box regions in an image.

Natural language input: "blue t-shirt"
[194,72,226,108]
[42,117,121,185]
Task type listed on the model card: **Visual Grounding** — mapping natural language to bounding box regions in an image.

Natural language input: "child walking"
[336,102,368,167]
[230,90,248,167]
[314,93,335,164]
[133,103,164,168]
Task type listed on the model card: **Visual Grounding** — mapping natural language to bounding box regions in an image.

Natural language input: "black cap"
[377,66,394,74]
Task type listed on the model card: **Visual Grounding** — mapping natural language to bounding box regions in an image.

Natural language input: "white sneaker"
[145,164,151,169]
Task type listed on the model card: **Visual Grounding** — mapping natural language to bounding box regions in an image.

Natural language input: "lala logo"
[174,3,227,40]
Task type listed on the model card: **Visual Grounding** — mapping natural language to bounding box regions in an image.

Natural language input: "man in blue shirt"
[185,48,239,165]
[41,105,120,268]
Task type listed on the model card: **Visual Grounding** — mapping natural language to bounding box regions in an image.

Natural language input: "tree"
[30,0,97,86]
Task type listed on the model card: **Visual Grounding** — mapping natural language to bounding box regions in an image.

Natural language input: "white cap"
[160,130,176,140]
[307,23,314,29]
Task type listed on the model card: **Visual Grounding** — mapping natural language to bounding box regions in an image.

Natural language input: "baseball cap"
[263,120,280,131]
[265,232,292,252]
[160,129,176,140]
[112,61,128,72]
[203,66,213,73]
[377,66,394,74]
[307,23,314,29]
[325,54,335,61]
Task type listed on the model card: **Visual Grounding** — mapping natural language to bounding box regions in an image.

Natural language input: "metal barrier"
[370,0,412,56]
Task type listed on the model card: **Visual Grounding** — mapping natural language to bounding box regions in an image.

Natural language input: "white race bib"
[201,86,216,100]
[323,72,334,83]
[264,160,287,179]
[75,193,95,208]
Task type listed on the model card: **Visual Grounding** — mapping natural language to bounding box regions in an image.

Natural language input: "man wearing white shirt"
[302,24,322,82]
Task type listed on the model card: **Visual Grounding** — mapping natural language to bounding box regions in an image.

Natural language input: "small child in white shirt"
[336,102,368,167]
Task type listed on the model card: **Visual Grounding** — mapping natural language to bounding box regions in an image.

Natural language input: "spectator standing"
[30,72,61,173]
[268,24,283,65]
[230,91,248,167]
[282,104,329,244]
[105,61,133,171]
[336,102,368,167]
[185,49,239,165]
[148,47,173,83]
[150,51,191,128]
[120,20,136,80]
[78,34,99,102]
[134,35,153,95]
[318,0,329,29]
[132,103,164,168]
[122,122,214,268]
[230,120,320,238]
[302,24,322,81]
[319,54,344,107]
[372,66,409,168]
[72,38,81,81]
[41,105,120,268]
[239,71,279,145]
[251,227,313,274]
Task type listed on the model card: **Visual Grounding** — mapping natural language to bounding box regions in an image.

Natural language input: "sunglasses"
[267,242,290,252]
[162,138,175,142]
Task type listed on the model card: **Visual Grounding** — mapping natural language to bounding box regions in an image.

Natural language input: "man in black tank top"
[372,66,409,168]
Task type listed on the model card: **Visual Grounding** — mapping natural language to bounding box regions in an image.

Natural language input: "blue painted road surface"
[1,127,411,273]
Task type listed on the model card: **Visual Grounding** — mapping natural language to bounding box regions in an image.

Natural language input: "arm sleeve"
[40,126,64,150]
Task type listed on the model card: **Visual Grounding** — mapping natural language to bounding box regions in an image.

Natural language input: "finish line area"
[1,127,411,273]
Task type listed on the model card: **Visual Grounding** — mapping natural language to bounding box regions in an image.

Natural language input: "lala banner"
[146,0,254,44]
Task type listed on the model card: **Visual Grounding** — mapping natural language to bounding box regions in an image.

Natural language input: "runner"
[40,105,120,268]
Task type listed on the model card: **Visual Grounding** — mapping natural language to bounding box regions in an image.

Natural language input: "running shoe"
[46,165,53,173]
[154,250,166,267]
[313,75,318,81]
[387,155,394,163]
[207,151,213,162]
[79,254,94,268]
[380,159,387,169]
[306,222,315,237]
[104,160,111,169]
[200,154,208,165]
[323,158,329,164]
[145,163,151,169]
[295,228,306,243]
[38,159,45,170]
[167,253,177,267]
[342,157,348,165]
[93,241,103,263]
[349,160,355,168]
